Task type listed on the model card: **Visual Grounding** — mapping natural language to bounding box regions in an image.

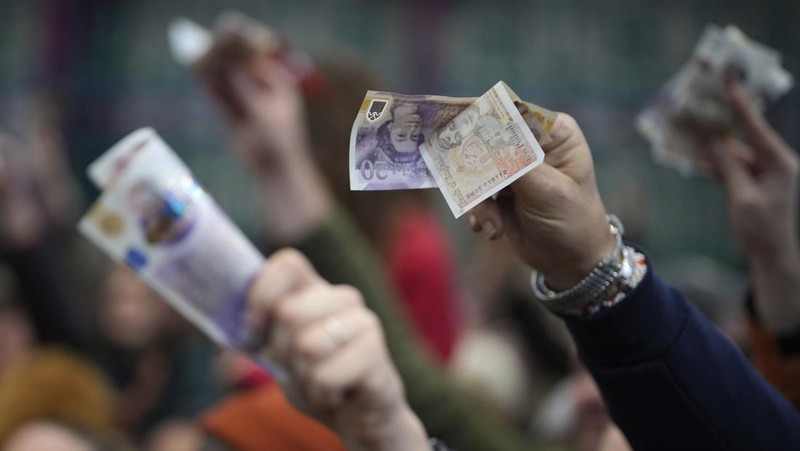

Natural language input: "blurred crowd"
[1,2,800,451]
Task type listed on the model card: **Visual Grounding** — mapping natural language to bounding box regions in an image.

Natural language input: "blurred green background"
[0,0,797,278]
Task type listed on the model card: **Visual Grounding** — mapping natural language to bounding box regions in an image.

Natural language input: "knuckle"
[362,310,382,331]
[272,300,301,328]
[293,330,323,361]
[271,248,312,275]
[335,284,365,307]
[308,366,337,399]
[785,153,800,176]
[556,113,578,129]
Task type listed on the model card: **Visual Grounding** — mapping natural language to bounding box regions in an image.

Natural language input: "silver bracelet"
[531,214,626,316]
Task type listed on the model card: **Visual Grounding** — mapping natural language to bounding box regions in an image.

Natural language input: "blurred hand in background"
[713,81,800,334]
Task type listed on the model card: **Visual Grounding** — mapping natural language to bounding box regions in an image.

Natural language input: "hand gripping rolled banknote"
[637,24,794,175]
[168,11,330,115]
[350,81,557,217]
[79,129,282,378]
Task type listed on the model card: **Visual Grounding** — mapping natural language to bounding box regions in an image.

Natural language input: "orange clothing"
[748,320,800,411]
[201,384,345,451]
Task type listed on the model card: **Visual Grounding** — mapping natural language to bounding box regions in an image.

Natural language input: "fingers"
[229,67,265,118]
[247,248,322,336]
[290,307,379,371]
[541,113,584,155]
[712,136,756,200]
[726,82,793,166]
[250,57,298,92]
[269,284,365,362]
[253,276,394,412]
[467,197,504,240]
[302,327,389,408]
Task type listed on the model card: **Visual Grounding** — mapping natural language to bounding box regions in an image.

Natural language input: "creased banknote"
[420,81,546,217]
[349,85,555,192]
[169,12,329,118]
[637,24,794,174]
[79,129,274,372]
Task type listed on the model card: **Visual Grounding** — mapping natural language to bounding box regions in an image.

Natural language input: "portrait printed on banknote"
[351,92,471,190]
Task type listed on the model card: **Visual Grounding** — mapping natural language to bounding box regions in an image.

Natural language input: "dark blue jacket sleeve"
[564,266,800,451]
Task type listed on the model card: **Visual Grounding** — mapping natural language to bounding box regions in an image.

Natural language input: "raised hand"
[468,114,615,290]
[247,249,429,450]
[714,82,800,333]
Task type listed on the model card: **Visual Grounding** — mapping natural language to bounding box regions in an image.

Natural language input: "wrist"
[248,130,313,178]
[352,403,429,451]
[543,216,617,291]
[746,244,800,276]
[532,216,648,316]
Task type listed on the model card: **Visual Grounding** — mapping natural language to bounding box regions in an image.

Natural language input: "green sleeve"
[295,207,567,451]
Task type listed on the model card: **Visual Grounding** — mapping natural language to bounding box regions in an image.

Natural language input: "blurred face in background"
[3,422,96,451]
[0,305,33,377]
[99,265,172,350]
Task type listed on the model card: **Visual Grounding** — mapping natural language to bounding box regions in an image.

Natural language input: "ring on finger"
[323,315,348,348]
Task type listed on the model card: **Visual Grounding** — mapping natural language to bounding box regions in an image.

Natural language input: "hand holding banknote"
[714,82,800,333]
[714,81,799,258]
[223,58,309,173]
[637,24,793,175]
[468,114,616,291]
[247,249,430,450]
[204,44,333,243]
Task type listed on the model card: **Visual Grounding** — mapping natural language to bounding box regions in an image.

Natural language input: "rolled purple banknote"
[80,129,271,369]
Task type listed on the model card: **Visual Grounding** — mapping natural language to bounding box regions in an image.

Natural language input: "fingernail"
[481,221,496,240]
[467,214,479,231]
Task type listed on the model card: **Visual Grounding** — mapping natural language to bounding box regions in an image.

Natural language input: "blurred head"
[0,348,115,445]
[144,419,203,451]
[99,265,173,350]
[0,303,34,378]
[3,421,98,451]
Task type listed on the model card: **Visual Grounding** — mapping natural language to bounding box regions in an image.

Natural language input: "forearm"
[343,403,430,451]
[296,208,562,451]
[747,249,800,334]
[254,140,333,244]
[565,267,800,450]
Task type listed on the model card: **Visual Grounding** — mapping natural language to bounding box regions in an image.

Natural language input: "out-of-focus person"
[244,249,430,451]
[713,81,800,411]
[199,29,462,365]
[0,348,131,450]
[466,111,800,449]
[94,265,225,438]
[193,25,558,451]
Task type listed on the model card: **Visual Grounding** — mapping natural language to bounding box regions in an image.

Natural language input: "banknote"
[637,24,794,174]
[169,12,329,112]
[420,81,546,217]
[349,86,555,191]
[79,129,275,372]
